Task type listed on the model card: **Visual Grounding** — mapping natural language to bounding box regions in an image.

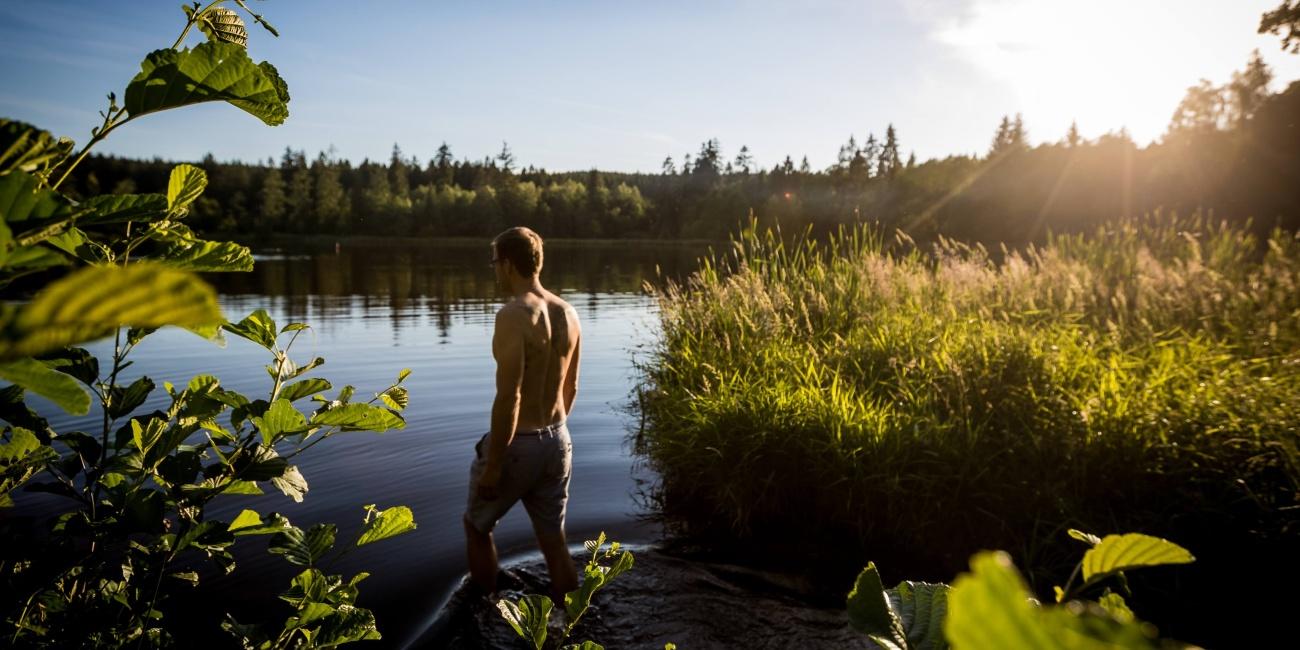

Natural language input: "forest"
[59,50,1300,245]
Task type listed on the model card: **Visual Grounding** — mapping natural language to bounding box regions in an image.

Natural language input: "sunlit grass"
[636,214,1300,588]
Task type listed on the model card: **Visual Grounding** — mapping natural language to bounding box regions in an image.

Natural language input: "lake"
[15,238,711,648]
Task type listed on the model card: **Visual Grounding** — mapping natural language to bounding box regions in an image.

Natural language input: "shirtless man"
[464,227,581,600]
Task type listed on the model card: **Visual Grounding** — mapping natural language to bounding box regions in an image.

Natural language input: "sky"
[1,1,1297,172]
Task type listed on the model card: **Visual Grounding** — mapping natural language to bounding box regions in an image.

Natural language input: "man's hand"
[477,464,502,500]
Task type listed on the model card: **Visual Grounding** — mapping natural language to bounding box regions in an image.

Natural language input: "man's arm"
[562,328,581,416]
[479,307,525,498]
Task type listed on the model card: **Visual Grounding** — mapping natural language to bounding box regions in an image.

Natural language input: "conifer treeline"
[65,54,1300,245]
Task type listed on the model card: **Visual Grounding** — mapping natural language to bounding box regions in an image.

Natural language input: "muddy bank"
[413,545,873,649]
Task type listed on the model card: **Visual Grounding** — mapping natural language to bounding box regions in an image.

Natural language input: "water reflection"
[29,238,709,649]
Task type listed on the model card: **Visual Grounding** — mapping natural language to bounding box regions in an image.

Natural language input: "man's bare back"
[496,291,581,432]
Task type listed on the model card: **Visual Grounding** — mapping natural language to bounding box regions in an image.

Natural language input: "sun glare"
[931,0,1284,144]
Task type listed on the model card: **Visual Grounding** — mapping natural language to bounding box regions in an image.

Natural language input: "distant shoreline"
[224,233,722,248]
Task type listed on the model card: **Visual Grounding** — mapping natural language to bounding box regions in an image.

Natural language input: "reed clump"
[636,214,1299,624]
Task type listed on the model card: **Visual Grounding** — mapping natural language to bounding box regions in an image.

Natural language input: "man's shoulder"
[494,300,535,327]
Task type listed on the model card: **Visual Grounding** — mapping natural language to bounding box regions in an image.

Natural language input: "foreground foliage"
[496,533,635,650]
[1,3,415,647]
[637,216,1299,644]
[847,530,1196,649]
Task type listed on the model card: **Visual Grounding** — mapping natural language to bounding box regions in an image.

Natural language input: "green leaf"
[379,386,408,410]
[497,594,552,650]
[153,237,253,271]
[0,119,72,175]
[945,551,1059,649]
[564,643,604,650]
[37,347,98,386]
[234,444,287,481]
[1068,529,1102,547]
[280,378,330,402]
[252,398,307,445]
[228,510,290,536]
[946,551,1158,650]
[397,368,411,383]
[167,164,207,215]
[79,193,169,225]
[271,464,308,502]
[0,357,90,414]
[891,581,950,650]
[1098,591,1136,625]
[846,562,907,650]
[269,523,335,567]
[108,375,154,419]
[124,41,290,126]
[356,505,416,546]
[0,170,73,233]
[564,564,607,626]
[1081,533,1195,584]
[1,427,57,507]
[196,7,248,47]
[221,479,263,495]
[223,309,277,350]
[0,262,223,362]
[310,403,405,432]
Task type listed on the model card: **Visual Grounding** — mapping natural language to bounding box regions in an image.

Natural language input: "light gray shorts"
[465,422,572,535]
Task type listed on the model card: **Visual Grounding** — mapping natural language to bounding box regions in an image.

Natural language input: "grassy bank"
[636,215,1299,645]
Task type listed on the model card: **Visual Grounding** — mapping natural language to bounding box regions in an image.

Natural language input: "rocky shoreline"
[414,545,873,649]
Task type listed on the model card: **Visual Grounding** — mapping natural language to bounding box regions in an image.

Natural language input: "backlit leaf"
[280,378,330,402]
[0,357,90,414]
[0,263,223,361]
[310,403,404,432]
[167,164,207,214]
[271,464,308,502]
[946,551,1159,650]
[1082,534,1195,584]
[124,41,289,126]
[890,581,950,650]
[252,399,307,445]
[79,193,168,224]
[497,594,552,650]
[0,120,72,175]
[269,523,334,566]
[356,505,416,546]
[222,309,277,350]
[197,7,248,47]
[846,562,906,650]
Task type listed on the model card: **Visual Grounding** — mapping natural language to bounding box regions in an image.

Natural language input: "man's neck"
[508,275,544,297]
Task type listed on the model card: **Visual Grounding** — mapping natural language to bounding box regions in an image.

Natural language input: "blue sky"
[2,1,1297,172]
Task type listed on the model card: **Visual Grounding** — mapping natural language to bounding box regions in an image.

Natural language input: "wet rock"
[421,545,874,649]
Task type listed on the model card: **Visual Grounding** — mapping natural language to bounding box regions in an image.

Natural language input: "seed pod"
[200,7,249,48]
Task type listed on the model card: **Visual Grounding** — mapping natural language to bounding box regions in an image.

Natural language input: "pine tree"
[799,156,811,174]
[837,135,858,169]
[497,141,516,174]
[314,152,347,233]
[432,142,454,187]
[390,143,410,202]
[286,164,313,231]
[662,156,676,175]
[1228,49,1274,125]
[258,168,286,231]
[1066,120,1082,147]
[734,145,754,174]
[878,124,902,178]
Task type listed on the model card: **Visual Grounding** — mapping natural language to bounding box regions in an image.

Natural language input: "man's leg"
[464,515,499,594]
[533,524,579,601]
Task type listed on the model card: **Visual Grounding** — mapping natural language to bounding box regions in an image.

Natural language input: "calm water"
[18,239,710,648]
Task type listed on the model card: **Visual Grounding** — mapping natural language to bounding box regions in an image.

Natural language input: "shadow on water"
[11,237,711,649]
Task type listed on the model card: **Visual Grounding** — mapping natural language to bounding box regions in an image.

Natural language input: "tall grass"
[635,214,1299,642]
